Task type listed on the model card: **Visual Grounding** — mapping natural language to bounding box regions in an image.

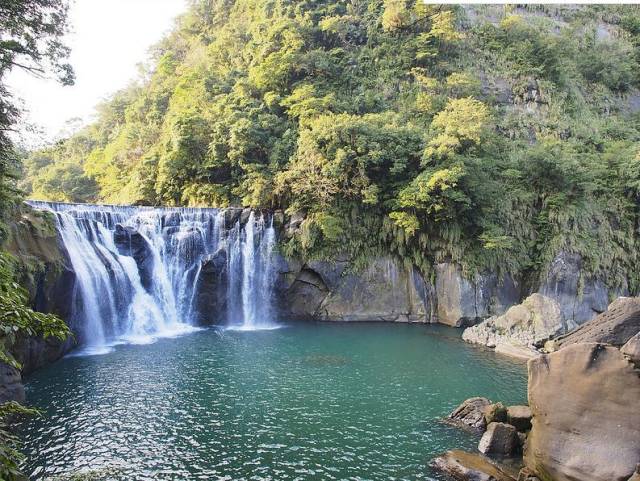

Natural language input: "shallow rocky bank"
[434,339,640,481]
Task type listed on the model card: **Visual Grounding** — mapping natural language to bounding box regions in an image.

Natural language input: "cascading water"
[28,201,279,354]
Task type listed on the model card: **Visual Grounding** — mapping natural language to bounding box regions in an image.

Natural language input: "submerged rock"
[478,422,519,456]
[447,397,492,432]
[554,296,640,349]
[462,294,564,351]
[430,450,516,481]
[525,343,640,481]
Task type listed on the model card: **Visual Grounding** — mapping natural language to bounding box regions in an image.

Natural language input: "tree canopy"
[19,2,640,292]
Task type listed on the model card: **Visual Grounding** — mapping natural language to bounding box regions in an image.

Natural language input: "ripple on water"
[20,323,526,481]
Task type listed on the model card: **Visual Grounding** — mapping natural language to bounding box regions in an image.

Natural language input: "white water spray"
[28,202,278,353]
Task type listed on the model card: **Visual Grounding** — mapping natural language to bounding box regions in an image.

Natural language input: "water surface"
[21,323,526,480]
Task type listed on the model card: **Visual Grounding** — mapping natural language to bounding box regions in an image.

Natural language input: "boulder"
[463,294,564,349]
[447,397,492,432]
[478,422,519,456]
[506,406,532,432]
[482,403,507,425]
[435,264,520,327]
[621,333,640,365]
[430,450,516,481]
[525,343,640,481]
[554,297,640,349]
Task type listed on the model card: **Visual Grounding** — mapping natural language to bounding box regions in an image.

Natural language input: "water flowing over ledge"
[27,201,278,354]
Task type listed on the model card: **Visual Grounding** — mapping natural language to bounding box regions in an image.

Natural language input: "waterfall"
[28,201,278,354]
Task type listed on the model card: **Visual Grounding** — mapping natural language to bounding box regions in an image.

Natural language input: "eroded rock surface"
[462,294,564,350]
[435,264,520,327]
[553,297,640,349]
[276,256,436,323]
[478,422,519,456]
[447,397,492,432]
[525,343,640,481]
[430,450,516,481]
[538,251,619,326]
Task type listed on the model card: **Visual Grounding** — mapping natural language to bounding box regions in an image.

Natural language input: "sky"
[7,0,188,147]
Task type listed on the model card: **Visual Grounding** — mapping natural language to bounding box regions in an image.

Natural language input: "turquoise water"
[20,323,526,481]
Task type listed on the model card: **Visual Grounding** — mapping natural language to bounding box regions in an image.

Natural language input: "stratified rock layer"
[554,297,640,349]
[525,343,640,481]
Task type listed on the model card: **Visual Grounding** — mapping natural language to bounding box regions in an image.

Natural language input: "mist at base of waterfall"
[28,201,278,354]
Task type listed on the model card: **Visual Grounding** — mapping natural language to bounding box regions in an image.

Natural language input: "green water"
[20,323,526,481]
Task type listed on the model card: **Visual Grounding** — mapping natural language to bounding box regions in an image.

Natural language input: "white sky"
[7,0,188,147]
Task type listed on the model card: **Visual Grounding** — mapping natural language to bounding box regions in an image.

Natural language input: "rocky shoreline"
[433,319,640,481]
[2,203,640,481]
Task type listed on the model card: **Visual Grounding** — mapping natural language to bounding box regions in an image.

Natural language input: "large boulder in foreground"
[525,343,640,481]
[462,294,565,350]
[553,297,640,350]
[430,450,516,481]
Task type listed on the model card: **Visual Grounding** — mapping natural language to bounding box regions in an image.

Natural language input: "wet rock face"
[0,364,25,405]
[113,224,155,290]
[194,249,228,325]
[3,204,76,386]
[554,297,640,349]
[525,343,640,481]
[435,264,520,327]
[275,256,436,323]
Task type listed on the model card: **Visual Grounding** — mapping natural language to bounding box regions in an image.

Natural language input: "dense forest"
[18,1,640,291]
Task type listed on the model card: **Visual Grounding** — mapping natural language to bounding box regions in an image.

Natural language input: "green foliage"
[0,1,74,478]
[16,2,640,292]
